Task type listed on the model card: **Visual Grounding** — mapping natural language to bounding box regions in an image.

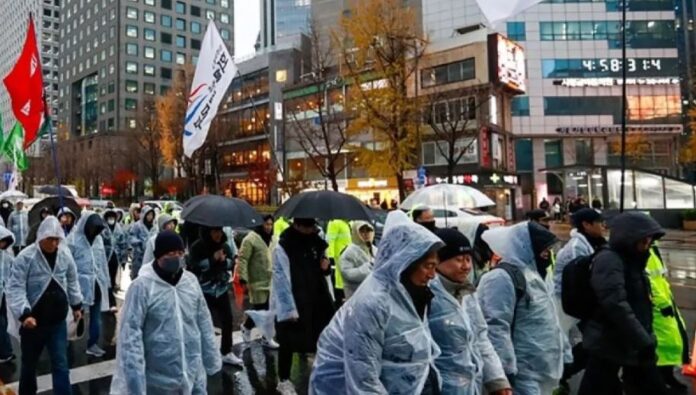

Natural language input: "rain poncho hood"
[310,211,444,394]
[57,207,77,236]
[141,206,156,229]
[0,225,15,249]
[83,213,106,245]
[349,220,373,252]
[67,210,110,308]
[607,212,664,253]
[157,214,176,231]
[37,216,66,242]
[110,263,221,394]
[129,206,158,279]
[477,221,565,384]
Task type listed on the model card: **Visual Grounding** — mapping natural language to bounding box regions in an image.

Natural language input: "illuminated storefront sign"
[435,173,518,186]
[554,77,679,87]
[556,125,682,135]
[488,34,527,93]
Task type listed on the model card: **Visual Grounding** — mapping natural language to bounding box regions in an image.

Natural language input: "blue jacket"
[478,222,564,386]
[310,211,443,394]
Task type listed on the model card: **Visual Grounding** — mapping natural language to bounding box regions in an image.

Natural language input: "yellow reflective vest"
[647,247,687,366]
[326,219,352,290]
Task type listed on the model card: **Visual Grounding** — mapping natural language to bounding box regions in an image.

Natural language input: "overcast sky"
[234,1,261,58]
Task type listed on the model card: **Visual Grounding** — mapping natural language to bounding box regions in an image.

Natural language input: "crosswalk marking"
[6,359,116,393]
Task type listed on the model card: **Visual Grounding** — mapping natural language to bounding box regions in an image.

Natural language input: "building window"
[161,49,172,62]
[144,11,155,24]
[144,28,156,41]
[220,13,229,24]
[191,5,201,16]
[144,64,155,76]
[539,20,675,48]
[221,0,229,7]
[126,80,138,93]
[161,0,171,9]
[220,29,230,40]
[108,82,115,93]
[126,7,138,20]
[125,98,138,110]
[161,85,170,95]
[575,139,594,165]
[507,22,526,41]
[176,18,186,31]
[144,82,156,95]
[206,10,215,20]
[175,1,185,14]
[191,21,201,34]
[144,46,155,59]
[176,35,186,47]
[145,0,155,5]
[161,14,172,27]
[108,99,115,112]
[161,67,172,79]
[421,58,475,88]
[161,32,172,44]
[191,39,201,50]
[515,139,533,172]
[126,61,138,74]
[206,0,215,4]
[126,25,138,38]
[126,43,138,56]
[128,118,137,129]
[511,96,530,116]
[176,52,185,64]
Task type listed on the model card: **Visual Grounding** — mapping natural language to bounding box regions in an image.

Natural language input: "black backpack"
[561,248,604,320]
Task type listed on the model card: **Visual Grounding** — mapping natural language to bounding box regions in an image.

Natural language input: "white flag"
[475,0,543,27]
[183,21,237,158]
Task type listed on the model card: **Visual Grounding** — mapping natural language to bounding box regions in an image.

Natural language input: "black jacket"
[583,212,665,366]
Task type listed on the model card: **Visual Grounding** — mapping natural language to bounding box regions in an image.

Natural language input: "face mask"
[420,221,437,231]
[107,219,116,226]
[160,256,184,274]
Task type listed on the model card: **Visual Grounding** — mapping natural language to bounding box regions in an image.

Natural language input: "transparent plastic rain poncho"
[109,264,221,395]
[428,276,508,395]
[309,211,444,395]
[0,226,15,299]
[129,206,157,278]
[6,217,83,322]
[477,222,564,388]
[8,208,28,246]
[101,209,128,263]
[67,211,110,309]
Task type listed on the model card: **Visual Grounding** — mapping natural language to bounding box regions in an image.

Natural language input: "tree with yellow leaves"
[610,132,651,166]
[680,106,696,165]
[335,0,427,200]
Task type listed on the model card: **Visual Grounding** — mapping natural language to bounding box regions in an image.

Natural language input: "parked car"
[143,200,184,213]
[431,207,505,230]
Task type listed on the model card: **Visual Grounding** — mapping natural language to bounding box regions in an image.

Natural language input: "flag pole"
[619,0,628,212]
[43,94,65,212]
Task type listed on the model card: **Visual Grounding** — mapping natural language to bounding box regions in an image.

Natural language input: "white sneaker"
[261,337,279,349]
[240,325,252,343]
[276,380,297,395]
[86,344,106,357]
[222,352,243,367]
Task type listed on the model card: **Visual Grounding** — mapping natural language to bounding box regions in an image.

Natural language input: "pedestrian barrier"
[683,328,696,392]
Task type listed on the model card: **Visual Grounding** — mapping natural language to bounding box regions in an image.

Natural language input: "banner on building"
[183,21,237,158]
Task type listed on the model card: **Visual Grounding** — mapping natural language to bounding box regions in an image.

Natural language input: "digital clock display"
[581,58,664,73]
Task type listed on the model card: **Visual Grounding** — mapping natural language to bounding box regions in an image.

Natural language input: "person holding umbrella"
[129,206,156,280]
[187,225,240,366]
[8,201,28,255]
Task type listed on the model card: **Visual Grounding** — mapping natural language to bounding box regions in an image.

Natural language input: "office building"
[0,0,61,157]
[422,0,682,211]
[259,0,311,48]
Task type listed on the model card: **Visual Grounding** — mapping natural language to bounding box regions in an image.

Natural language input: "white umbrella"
[400,184,495,210]
[0,190,28,200]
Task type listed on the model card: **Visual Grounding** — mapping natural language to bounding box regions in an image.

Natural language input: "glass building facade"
[260,0,311,48]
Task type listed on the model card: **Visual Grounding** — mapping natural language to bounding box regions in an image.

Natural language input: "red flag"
[3,15,44,149]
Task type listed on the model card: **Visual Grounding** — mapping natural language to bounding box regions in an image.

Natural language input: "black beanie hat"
[571,208,603,229]
[154,230,185,259]
[434,228,472,262]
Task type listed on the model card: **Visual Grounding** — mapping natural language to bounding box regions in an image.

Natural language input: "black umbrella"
[28,196,82,229]
[274,190,374,221]
[37,185,73,197]
[181,195,262,228]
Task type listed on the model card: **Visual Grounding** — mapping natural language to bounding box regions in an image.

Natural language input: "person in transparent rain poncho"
[476,222,565,395]
[66,211,109,358]
[110,231,221,395]
[309,211,444,395]
[0,225,15,363]
[128,206,157,280]
[7,216,83,395]
[429,228,512,395]
[142,213,178,267]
